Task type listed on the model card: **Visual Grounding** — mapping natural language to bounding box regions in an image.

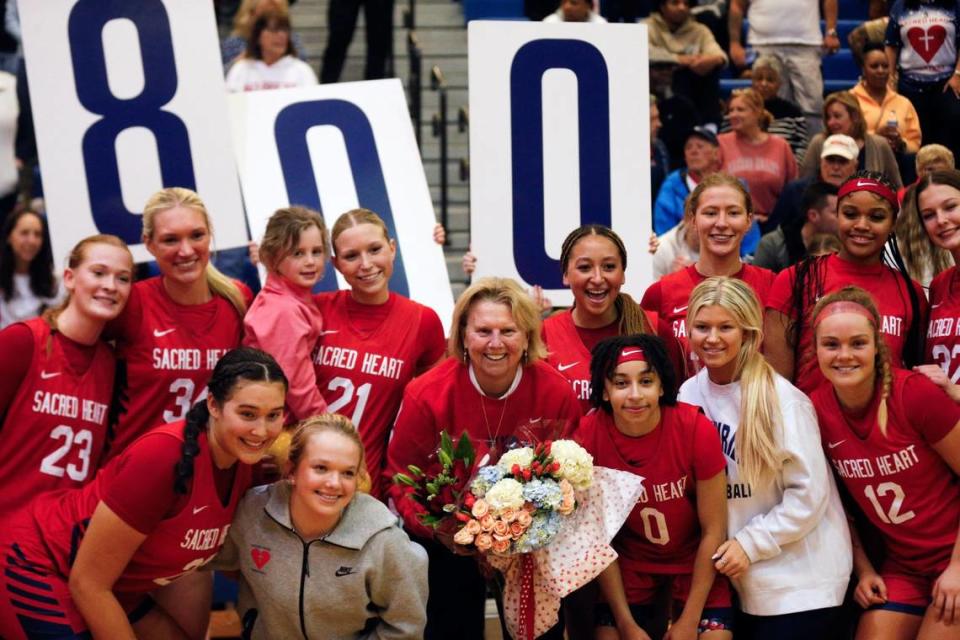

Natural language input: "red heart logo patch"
[907,25,947,63]
[251,548,271,570]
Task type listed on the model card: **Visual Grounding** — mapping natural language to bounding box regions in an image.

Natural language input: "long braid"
[616,293,652,336]
[877,339,894,438]
[787,254,827,376]
[174,401,208,495]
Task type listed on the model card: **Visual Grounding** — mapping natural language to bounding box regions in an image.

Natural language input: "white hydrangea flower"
[484,478,526,512]
[497,447,535,473]
[549,440,594,490]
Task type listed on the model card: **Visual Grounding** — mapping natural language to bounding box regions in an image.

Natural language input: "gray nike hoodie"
[212,482,428,639]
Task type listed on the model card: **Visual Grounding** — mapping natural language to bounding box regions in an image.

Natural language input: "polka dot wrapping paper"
[488,466,645,639]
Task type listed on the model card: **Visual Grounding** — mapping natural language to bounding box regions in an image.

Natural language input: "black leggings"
[736,605,845,640]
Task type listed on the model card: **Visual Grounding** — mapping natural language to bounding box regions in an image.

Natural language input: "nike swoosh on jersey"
[320,330,339,336]
[827,440,846,449]
[192,505,209,515]
[153,328,177,338]
[557,362,579,372]
[40,371,61,380]
[673,305,688,314]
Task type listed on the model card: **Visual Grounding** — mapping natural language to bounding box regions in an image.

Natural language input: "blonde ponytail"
[688,276,782,486]
[142,187,246,316]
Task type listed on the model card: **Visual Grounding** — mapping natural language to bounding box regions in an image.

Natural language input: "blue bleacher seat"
[822,49,859,81]
[464,0,524,21]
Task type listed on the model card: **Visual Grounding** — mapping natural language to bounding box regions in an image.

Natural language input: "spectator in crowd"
[848,16,889,66]
[649,51,701,172]
[720,58,809,162]
[602,0,643,23]
[644,0,727,124]
[851,42,921,161]
[718,88,797,234]
[321,0,394,83]
[650,96,672,205]
[896,144,957,285]
[768,133,858,233]
[221,0,305,68]
[727,0,840,133]
[0,209,60,328]
[754,181,839,273]
[652,197,700,279]
[886,0,960,160]
[225,12,317,93]
[801,91,903,187]
[543,0,608,22]
[654,125,721,235]
[213,415,428,639]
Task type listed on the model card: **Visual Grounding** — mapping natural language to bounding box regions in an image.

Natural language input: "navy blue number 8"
[510,39,612,289]
[68,0,195,243]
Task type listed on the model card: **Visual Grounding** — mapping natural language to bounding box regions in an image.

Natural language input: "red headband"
[838,178,899,213]
[813,300,877,329]
[616,347,647,367]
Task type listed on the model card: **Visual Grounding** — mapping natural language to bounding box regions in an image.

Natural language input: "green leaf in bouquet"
[454,432,476,466]
[426,481,439,495]
[440,431,454,456]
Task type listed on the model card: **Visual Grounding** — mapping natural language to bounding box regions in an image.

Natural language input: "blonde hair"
[811,286,893,436]
[823,91,867,140]
[142,187,247,316]
[897,183,953,282]
[44,234,133,353]
[330,208,390,257]
[259,206,329,272]
[916,144,955,173]
[448,277,547,364]
[287,413,371,493]
[686,172,755,227]
[729,88,774,131]
[231,0,290,37]
[688,277,782,486]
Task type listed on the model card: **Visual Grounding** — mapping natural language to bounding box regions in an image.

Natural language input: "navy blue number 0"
[510,39,612,289]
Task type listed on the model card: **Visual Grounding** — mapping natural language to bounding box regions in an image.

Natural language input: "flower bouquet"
[453,438,646,640]
[392,430,475,530]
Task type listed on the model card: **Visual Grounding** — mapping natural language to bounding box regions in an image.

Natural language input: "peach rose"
[464,519,482,536]
[453,527,476,546]
[475,532,493,551]
[501,507,519,523]
[523,502,537,513]
[517,510,533,527]
[493,519,511,537]
[471,498,490,519]
[510,521,527,539]
[480,514,497,531]
[491,536,512,554]
[559,492,576,515]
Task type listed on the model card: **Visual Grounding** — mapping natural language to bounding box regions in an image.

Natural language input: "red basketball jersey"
[542,309,660,414]
[641,264,775,379]
[0,319,114,518]
[576,404,726,575]
[32,422,250,595]
[767,254,925,395]
[811,371,960,574]
[313,291,445,499]
[107,277,249,458]
[926,266,960,383]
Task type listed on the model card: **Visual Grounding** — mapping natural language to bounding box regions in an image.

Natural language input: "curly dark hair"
[588,334,678,414]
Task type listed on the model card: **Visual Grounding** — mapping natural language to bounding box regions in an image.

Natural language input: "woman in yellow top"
[849,42,921,155]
